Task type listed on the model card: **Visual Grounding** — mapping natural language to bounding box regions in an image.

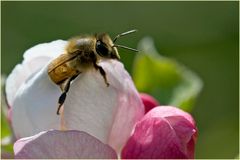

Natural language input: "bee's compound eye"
[96,40,109,57]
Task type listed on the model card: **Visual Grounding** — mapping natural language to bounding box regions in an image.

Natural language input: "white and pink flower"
[6,40,197,159]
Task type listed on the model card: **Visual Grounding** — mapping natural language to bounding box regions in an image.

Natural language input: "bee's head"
[95,33,120,60]
[95,30,138,60]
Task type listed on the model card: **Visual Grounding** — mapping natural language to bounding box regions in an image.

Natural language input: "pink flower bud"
[140,93,159,113]
[121,106,197,159]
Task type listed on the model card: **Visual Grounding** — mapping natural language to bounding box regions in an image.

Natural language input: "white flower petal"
[63,60,144,152]
[12,66,61,138]
[23,40,67,61]
[6,40,67,107]
[8,40,67,138]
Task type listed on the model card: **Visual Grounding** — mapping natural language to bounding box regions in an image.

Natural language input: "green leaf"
[1,75,14,155]
[1,110,11,139]
[1,141,13,153]
[1,75,11,139]
[133,37,203,111]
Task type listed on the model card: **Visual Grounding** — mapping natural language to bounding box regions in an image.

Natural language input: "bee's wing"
[48,51,80,73]
[48,51,81,84]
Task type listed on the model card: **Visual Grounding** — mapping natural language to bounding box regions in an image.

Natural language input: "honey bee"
[47,30,138,115]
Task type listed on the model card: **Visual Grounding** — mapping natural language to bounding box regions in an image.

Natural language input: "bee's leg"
[57,92,66,115]
[57,74,79,115]
[93,63,109,87]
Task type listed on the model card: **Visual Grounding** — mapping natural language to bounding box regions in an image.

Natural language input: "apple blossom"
[5,40,144,153]
[5,40,198,159]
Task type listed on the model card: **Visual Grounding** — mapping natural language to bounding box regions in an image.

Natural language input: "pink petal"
[121,106,197,159]
[14,130,117,159]
[140,93,159,113]
[146,106,196,126]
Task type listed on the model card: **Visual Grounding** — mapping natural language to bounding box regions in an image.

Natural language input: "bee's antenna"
[113,44,139,52]
[113,29,138,43]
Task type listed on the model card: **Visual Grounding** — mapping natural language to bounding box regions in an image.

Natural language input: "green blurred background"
[1,1,239,158]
